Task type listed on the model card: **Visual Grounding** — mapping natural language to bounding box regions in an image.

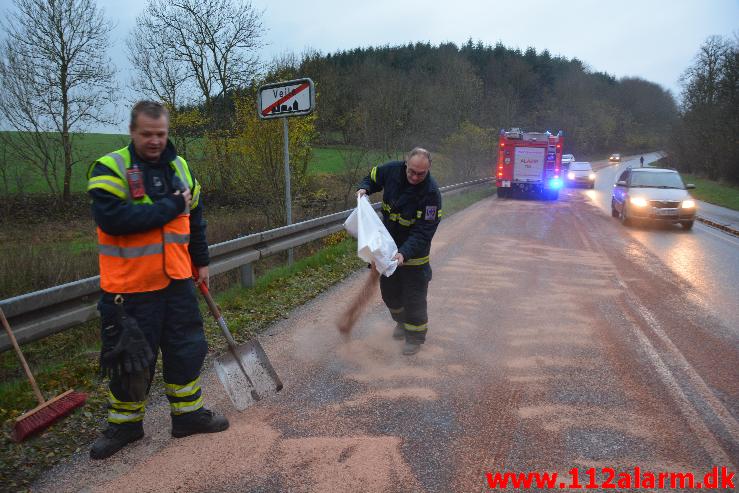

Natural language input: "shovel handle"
[193,266,219,314]
[192,265,239,348]
[191,266,259,397]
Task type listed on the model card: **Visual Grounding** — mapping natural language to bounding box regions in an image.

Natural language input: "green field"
[1,132,129,194]
[681,174,739,211]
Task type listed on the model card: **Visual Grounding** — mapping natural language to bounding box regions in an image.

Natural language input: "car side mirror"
[685,184,696,189]
[616,180,627,187]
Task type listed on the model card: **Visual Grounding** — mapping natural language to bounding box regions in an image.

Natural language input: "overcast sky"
[3,0,738,133]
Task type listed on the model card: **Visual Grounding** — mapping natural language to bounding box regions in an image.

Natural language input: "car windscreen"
[630,171,685,189]
[570,163,592,171]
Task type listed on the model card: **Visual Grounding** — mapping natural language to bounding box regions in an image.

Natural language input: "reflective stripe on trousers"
[107,390,146,424]
[165,377,204,415]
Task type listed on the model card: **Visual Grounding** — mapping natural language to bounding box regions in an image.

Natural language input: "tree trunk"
[62,132,73,203]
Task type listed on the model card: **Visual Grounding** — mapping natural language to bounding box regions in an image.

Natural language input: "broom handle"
[0,307,46,405]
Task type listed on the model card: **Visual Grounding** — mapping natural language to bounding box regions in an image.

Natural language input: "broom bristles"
[11,389,87,442]
[337,268,380,334]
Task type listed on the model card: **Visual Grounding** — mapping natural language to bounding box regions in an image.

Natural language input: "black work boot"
[402,340,421,355]
[89,423,144,460]
[171,408,229,438]
[392,322,405,340]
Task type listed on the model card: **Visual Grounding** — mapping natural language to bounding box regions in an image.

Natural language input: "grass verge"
[680,174,739,211]
[0,185,493,490]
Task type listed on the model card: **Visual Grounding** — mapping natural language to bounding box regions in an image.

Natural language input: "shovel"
[193,267,283,411]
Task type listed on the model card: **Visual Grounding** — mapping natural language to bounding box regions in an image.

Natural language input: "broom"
[336,267,380,334]
[1,307,87,442]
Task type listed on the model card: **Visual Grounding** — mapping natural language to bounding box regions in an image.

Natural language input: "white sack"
[343,196,398,277]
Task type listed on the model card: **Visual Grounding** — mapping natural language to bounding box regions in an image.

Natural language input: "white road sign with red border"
[258,78,315,119]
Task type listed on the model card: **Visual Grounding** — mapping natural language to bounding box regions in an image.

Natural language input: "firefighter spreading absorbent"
[356,148,442,355]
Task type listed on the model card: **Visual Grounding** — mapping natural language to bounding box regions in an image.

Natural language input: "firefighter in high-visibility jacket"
[357,147,442,355]
[87,101,228,460]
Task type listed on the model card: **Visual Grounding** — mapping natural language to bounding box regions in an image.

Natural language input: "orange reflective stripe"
[99,243,163,258]
[163,233,190,244]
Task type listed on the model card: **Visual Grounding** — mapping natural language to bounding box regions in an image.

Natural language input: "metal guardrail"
[0,177,492,352]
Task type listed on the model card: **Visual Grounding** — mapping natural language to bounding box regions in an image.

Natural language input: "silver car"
[566,161,596,188]
[611,168,697,229]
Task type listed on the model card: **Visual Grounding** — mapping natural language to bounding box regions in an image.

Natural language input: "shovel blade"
[214,338,283,411]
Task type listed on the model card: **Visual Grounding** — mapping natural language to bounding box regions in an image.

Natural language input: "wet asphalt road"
[36,179,739,492]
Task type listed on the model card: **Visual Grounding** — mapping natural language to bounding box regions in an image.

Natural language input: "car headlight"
[567,172,575,180]
[588,173,596,180]
[681,199,696,209]
[629,197,648,207]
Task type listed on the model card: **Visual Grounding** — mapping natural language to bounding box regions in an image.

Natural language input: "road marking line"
[617,283,738,467]
[619,278,739,439]
[695,222,739,247]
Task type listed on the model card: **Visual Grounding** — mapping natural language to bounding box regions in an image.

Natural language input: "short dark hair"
[408,147,432,165]
[130,100,169,129]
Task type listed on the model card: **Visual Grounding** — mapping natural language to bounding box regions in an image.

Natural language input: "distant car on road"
[611,167,697,229]
[608,153,621,163]
[566,162,595,188]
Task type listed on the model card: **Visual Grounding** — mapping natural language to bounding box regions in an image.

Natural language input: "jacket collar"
[128,140,178,166]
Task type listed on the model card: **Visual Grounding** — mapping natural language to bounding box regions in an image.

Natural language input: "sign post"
[282,117,291,252]
[258,78,315,265]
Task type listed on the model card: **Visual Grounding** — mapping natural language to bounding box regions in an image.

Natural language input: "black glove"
[100,303,154,378]
[99,322,120,378]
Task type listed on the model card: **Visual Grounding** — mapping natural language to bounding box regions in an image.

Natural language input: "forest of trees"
[297,41,678,164]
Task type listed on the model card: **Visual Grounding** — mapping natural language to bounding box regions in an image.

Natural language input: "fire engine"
[495,128,564,200]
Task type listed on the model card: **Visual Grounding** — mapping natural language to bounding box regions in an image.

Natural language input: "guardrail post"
[240,263,256,288]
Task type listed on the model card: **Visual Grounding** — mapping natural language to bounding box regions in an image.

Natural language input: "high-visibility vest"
[87,146,201,293]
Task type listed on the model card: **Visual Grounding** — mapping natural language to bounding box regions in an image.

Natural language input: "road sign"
[258,78,315,119]
[256,77,316,265]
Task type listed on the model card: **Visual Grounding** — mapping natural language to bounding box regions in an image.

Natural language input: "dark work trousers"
[98,279,208,402]
[380,264,432,343]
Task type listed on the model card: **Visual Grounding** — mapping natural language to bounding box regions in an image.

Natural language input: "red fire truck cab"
[495,128,564,200]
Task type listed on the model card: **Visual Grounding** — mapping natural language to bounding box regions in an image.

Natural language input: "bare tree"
[0,51,65,196]
[680,36,730,110]
[0,136,10,193]
[127,32,191,108]
[129,0,264,122]
[127,30,203,157]
[0,0,117,202]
